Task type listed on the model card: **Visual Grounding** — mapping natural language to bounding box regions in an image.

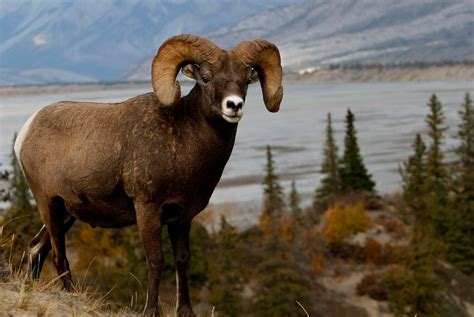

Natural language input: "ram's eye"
[202,76,210,84]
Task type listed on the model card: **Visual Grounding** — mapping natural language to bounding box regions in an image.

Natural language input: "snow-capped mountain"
[0,0,296,85]
[1,0,472,84]
[209,0,474,69]
[126,0,474,81]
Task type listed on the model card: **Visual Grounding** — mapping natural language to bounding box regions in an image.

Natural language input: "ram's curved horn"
[231,40,283,112]
[151,34,222,106]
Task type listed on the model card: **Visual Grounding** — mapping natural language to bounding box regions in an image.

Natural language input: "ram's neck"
[182,84,238,140]
[175,85,238,178]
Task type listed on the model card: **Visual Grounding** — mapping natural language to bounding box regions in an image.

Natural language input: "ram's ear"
[249,68,259,84]
[181,64,200,80]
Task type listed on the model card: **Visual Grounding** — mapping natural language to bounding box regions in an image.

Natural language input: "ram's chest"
[166,139,229,191]
[123,130,232,208]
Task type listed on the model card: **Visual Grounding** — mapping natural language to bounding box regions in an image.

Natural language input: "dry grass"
[0,254,108,316]
[0,226,218,316]
[0,257,218,317]
[0,225,106,316]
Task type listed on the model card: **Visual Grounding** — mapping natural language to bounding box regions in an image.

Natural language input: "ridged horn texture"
[231,40,283,112]
[151,34,222,106]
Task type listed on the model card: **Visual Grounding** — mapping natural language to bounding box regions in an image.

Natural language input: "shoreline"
[1,64,473,97]
[285,64,474,84]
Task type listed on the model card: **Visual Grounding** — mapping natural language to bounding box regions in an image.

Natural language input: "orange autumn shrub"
[279,216,295,243]
[323,201,372,242]
[301,226,326,274]
[356,273,388,300]
[375,217,406,239]
[311,254,325,274]
[258,213,271,232]
[365,238,383,264]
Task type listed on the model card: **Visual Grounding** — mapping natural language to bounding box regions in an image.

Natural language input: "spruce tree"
[424,94,450,237]
[387,97,452,315]
[254,215,312,317]
[399,134,428,222]
[208,216,244,316]
[447,93,474,275]
[289,180,303,228]
[255,149,312,316]
[386,229,442,317]
[262,145,285,219]
[391,131,443,316]
[425,94,449,197]
[455,93,474,201]
[339,109,375,193]
[289,180,306,255]
[315,113,341,207]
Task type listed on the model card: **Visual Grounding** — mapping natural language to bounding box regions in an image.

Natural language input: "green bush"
[384,263,441,316]
[356,273,388,301]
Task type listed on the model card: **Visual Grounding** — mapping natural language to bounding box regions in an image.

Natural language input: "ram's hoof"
[177,306,196,317]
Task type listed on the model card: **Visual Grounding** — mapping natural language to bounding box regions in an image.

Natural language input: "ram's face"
[182,55,259,124]
[151,35,283,120]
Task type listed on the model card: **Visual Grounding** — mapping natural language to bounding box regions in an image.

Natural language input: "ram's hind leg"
[35,195,75,291]
[29,215,76,280]
[29,225,51,279]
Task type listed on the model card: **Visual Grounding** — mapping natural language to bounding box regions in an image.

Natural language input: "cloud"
[32,34,48,46]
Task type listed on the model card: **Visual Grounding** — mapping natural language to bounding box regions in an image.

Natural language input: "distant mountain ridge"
[0,0,295,85]
[218,0,473,66]
[1,0,473,85]
[125,0,474,81]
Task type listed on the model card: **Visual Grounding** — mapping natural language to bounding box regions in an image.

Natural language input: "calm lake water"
[1,81,473,214]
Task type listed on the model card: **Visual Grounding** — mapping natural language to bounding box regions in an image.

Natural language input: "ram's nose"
[221,95,244,123]
[226,99,243,111]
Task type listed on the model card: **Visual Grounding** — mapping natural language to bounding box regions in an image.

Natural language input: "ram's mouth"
[222,113,242,123]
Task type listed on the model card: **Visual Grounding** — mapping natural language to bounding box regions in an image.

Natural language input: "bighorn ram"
[15,34,282,316]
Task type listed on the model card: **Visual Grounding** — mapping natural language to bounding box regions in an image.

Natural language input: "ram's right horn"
[231,40,283,112]
[151,34,222,106]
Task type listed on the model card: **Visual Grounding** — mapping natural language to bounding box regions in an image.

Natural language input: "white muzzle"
[221,95,244,123]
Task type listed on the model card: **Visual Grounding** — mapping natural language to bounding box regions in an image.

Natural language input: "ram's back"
[18,100,128,199]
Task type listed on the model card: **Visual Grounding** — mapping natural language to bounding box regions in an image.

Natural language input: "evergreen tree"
[425,94,449,197]
[255,149,312,316]
[385,229,442,317]
[254,217,312,317]
[339,109,376,192]
[208,216,245,317]
[424,94,450,237]
[399,134,428,222]
[315,113,341,207]
[388,97,451,316]
[455,93,474,202]
[288,180,306,257]
[262,145,285,219]
[289,180,303,228]
[447,93,474,275]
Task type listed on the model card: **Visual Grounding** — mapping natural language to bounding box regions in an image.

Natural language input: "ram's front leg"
[168,222,195,317]
[135,201,164,317]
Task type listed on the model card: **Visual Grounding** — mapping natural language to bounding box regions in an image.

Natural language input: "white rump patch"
[14,110,40,168]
